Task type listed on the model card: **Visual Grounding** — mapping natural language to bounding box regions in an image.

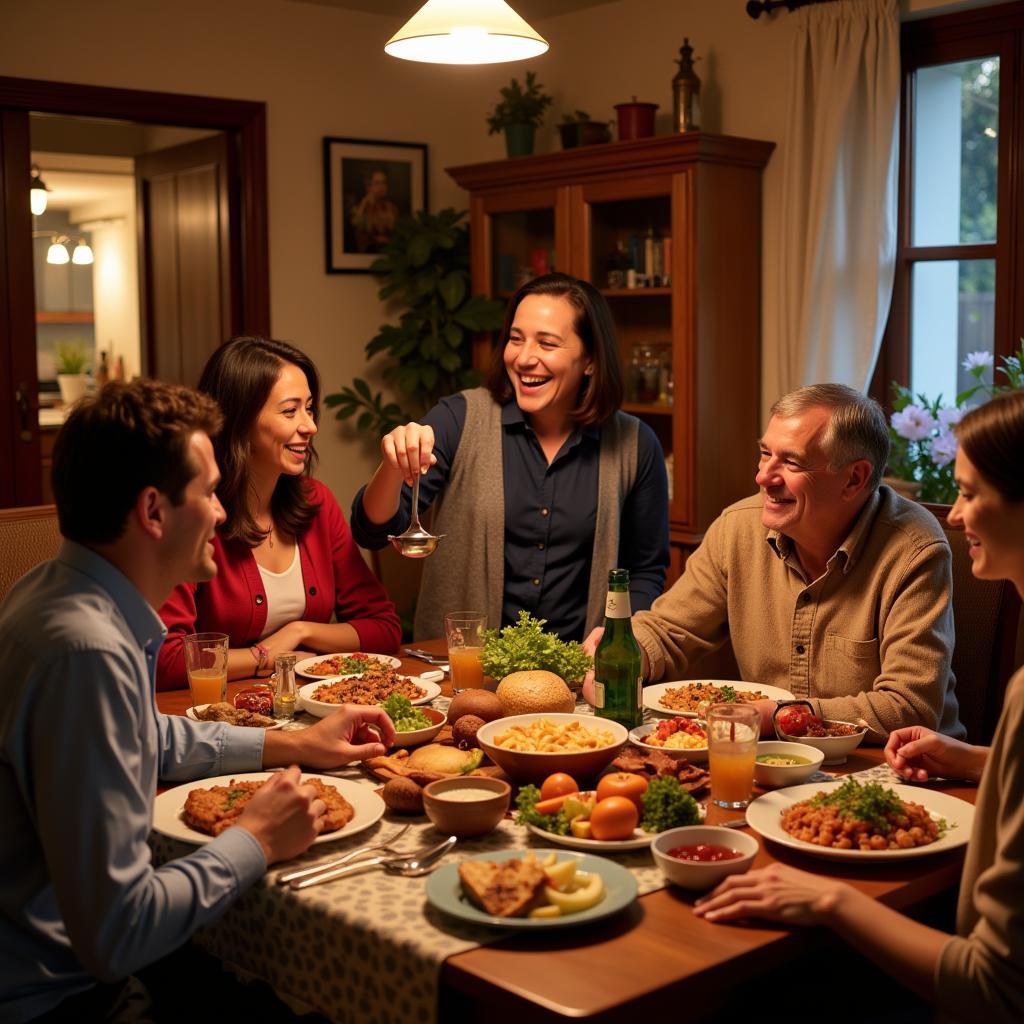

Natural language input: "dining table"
[154,642,977,1024]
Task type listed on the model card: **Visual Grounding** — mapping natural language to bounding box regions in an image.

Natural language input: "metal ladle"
[388,471,444,558]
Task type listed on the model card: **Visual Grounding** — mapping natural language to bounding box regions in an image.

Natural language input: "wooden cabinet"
[447,133,774,581]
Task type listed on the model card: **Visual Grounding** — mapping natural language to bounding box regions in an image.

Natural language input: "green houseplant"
[558,109,612,149]
[324,208,505,438]
[54,340,92,405]
[486,70,553,157]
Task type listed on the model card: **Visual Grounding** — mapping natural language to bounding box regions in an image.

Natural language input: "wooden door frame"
[0,75,269,507]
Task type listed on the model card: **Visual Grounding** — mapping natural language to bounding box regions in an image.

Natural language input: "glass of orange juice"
[183,632,229,709]
[444,612,486,693]
[707,703,760,809]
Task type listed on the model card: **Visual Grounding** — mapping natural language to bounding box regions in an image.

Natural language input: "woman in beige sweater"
[694,389,1024,1022]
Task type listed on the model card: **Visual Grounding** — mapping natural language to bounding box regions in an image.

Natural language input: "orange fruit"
[595,772,648,813]
[539,772,579,802]
[589,796,639,841]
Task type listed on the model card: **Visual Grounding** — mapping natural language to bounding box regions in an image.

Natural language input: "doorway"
[0,76,270,509]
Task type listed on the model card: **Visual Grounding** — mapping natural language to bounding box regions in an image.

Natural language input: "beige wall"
[0,0,1008,508]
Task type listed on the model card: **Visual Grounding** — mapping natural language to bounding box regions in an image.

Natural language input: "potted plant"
[486,70,553,158]
[558,110,612,149]
[54,341,92,406]
[324,208,505,438]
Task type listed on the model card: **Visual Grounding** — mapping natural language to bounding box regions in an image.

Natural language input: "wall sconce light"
[71,239,94,265]
[30,164,50,216]
[46,236,70,265]
[385,0,548,64]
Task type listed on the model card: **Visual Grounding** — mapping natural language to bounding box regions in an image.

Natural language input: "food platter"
[426,849,638,929]
[744,780,975,862]
[298,677,442,717]
[629,723,709,763]
[185,704,284,730]
[151,772,385,846]
[642,680,795,718]
[294,652,403,680]
[525,823,654,852]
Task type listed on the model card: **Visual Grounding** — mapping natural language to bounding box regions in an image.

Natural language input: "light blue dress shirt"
[0,542,267,1022]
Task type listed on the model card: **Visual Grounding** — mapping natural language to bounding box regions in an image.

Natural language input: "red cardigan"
[156,479,400,690]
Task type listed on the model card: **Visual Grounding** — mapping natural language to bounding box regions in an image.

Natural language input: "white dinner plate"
[629,723,708,763]
[426,849,638,929]
[294,652,402,680]
[745,780,974,862]
[185,704,283,730]
[642,680,796,718]
[151,772,385,846]
[298,677,442,717]
[525,823,655,852]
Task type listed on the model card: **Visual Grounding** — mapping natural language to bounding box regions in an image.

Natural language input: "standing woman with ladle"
[156,337,401,690]
[351,273,670,642]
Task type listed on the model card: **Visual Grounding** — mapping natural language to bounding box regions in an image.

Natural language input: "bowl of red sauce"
[651,826,759,890]
[233,685,275,716]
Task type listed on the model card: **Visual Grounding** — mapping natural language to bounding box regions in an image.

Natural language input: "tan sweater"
[632,487,964,740]
[936,667,1024,1022]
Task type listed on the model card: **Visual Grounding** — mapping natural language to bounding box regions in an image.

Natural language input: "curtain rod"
[746,0,841,19]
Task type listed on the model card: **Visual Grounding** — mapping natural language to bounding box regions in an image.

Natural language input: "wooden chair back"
[0,505,62,604]
[925,503,1023,743]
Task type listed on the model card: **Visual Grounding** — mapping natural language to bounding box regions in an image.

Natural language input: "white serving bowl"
[775,720,868,765]
[629,722,709,763]
[753,740,825,787]
[476,712,628,784]
[651,826,759,890]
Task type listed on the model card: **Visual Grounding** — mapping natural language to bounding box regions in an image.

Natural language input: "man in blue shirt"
[0,380,394,1022]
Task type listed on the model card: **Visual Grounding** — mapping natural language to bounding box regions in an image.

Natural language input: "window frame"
[872,2,1024,405]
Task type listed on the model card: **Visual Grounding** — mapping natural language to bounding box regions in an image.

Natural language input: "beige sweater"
[936,667,1024,1022]
[632,487,964,740]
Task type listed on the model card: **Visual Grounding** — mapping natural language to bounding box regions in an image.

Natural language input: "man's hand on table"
[885,726,989,783]
[693,862,855,927]
[236,765,327,863]
[263,704,397,769]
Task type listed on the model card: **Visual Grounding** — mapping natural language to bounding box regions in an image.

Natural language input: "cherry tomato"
[595,772,648,813]
[776,705,810,737]
[539,772,579,802]
[589,796,639,841]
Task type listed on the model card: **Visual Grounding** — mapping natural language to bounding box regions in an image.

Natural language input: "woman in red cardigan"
[157,337,400,690]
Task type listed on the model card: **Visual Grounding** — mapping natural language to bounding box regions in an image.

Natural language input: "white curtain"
[772,0,899,395]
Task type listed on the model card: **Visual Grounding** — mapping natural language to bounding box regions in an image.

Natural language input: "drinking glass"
[183,632,229,709]
[707,703,760,809]
[444,612,486,693]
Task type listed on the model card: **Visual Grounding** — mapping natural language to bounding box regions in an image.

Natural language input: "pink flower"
[929,431,958,468]
[891,405,937,441]
[937,406,964,430]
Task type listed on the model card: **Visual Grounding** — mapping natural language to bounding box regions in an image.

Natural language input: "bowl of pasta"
[476,713,629,784]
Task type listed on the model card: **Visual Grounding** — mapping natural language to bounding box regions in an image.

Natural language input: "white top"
[257,545,306,639]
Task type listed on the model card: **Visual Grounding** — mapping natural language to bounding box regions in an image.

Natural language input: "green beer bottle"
[594,568,643,729]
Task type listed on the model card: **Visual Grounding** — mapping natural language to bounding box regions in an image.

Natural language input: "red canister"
[614,100,659,141]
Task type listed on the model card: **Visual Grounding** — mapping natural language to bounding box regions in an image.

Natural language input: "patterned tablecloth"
[151,698,904,1024]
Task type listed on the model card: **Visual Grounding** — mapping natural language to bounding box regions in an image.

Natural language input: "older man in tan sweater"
[587,384,964,742]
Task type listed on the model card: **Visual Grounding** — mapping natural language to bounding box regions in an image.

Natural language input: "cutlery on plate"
[290,834,456,889]
[402,648,450,666]
[274,824,410,885]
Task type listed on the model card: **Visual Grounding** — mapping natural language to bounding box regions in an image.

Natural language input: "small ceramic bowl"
[629,721,709,764]
[753,740,825,787]
[422,777,511,838]
[475,713,628,784]
[389,707,447,748]
[775,722,868,765]
[651,826,759,890]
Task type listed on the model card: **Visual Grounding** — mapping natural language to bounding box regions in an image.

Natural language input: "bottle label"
[604,592,632,619]
[593,681,606,708]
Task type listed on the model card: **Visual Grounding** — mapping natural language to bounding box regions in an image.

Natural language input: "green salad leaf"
[514,784,571,836]
[640,776,701,833]
[481,611,592,683]
[379,693,431,732]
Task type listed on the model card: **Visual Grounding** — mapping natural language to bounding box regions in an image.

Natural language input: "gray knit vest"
[413,388,639,641]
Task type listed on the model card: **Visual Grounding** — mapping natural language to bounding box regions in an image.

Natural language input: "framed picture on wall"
[323,136,428,273]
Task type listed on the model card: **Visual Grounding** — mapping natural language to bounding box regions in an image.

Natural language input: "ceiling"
[290,0,617,21]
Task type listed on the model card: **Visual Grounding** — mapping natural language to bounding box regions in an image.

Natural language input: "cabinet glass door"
[489,208,556,298]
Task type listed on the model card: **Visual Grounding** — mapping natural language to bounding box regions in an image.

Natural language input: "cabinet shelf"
[36,311,94,325]
[602,287,671,298]
[622,402,673,416]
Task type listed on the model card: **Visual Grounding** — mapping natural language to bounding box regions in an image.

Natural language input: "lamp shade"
[71,240,94,265]
[47,240,70,265]
[385,0,548,64]
[30,165,49,216]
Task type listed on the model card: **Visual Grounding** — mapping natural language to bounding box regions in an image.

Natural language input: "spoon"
[274,824,411,886]
[388,472,445,558]
[290,834,456,889]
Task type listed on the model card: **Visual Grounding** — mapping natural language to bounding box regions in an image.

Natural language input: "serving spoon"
[388,472,444,558]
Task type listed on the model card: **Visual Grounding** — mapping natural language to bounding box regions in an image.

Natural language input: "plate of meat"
[295,652,402,680]
[151,772,385,845]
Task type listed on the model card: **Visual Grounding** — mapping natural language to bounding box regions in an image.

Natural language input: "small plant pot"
[559,121,611,149]
[614,101,658,141]
[57,374,91,406]
[504,123,535,158]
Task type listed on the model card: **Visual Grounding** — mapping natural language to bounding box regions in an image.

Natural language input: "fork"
[274,824,411,886]
[402,648,450,667]
[290,834,456,889]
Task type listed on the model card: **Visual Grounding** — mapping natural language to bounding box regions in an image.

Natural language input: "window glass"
[911,58,998,247]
